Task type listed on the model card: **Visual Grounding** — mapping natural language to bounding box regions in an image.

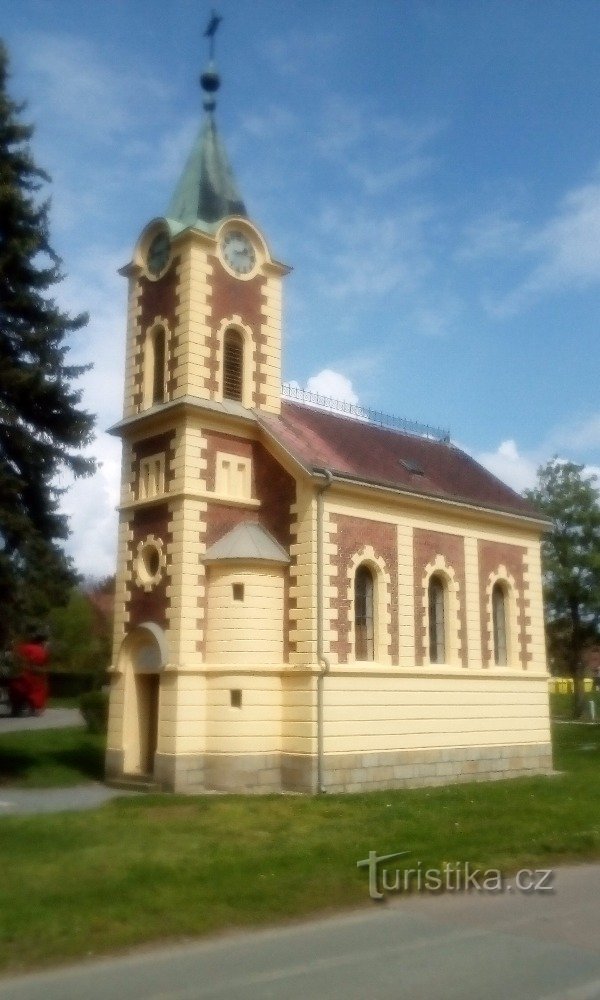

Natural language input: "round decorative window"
[135,535,165,592]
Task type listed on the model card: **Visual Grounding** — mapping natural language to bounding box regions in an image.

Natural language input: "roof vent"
[400,459,424,476]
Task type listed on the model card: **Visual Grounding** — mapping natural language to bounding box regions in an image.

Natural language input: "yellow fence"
[548,678,594,694]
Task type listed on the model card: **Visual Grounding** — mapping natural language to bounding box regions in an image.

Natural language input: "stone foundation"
[104,747,125,779]
[204,752,282,793]
[316,742,554,793]
[107,742,553,793]
[154,752,205,791]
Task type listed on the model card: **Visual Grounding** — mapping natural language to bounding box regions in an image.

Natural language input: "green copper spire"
[166,13,247,232]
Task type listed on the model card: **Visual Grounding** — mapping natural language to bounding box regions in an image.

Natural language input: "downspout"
[316,468,333,793]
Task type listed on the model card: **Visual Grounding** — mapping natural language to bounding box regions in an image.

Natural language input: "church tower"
[105,28,291,790]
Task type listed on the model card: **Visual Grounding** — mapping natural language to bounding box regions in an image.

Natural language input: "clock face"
[221,230,256,275]
[146,231,171,276]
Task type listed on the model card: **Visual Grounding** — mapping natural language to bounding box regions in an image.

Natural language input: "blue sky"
[3,0,600,576]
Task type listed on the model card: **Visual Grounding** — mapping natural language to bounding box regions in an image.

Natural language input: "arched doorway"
[117,623,167,776]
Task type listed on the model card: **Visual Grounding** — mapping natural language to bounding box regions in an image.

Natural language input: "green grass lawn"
[0,728,104,788]
[0,722,599,973]
[550,689,600,720]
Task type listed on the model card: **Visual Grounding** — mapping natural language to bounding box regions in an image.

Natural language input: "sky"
[3,0,600,578]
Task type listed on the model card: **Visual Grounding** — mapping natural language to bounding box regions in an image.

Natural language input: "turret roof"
[202,522,290,564]
[166,115,247,232]
[166,35,247,234]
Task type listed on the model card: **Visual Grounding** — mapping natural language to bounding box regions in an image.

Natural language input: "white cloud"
[23,32,168,142]
[409,299,461,339]
[471,432,600,496]
[473,439,538,493]
[467,169,600,316]
[315,202,434,300]
[51,245,129,579]
[261,29,337,79]
[348,157,436,195]
[59,436,121,579]
[315,97,444,196]
[305,369,359,405]
[457,211,526,262]
[59,245,128,429]
[240,106,297,140]
[137,116,199,189]
[551,412,600,453]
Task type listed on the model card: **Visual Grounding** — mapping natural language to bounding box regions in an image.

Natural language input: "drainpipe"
[316,468,333,793]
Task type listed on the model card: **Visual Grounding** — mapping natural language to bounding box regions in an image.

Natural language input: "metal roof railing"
[281,383,450,443]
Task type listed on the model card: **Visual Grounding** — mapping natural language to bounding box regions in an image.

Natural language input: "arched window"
[150,326,166,405]
[492,582,508,666]
[223,329,244,402]
[355,565,374,661]
[428,574,446,664]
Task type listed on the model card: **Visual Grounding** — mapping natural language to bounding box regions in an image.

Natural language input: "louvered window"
[223,330,243,401]
[355,565,375,661]
[428,575,446,663]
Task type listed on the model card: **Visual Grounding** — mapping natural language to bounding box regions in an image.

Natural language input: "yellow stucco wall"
[319,672,550,754]
[205,669,282,754]
[205,565,285,665]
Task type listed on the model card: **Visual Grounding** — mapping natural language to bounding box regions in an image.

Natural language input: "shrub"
[79,689,109,734]
[48,671,103,698]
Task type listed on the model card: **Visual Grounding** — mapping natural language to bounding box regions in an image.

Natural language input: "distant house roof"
[259,401,540,521]
[202,522,290,564]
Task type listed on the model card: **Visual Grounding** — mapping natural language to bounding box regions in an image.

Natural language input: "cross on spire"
[204,10,222,61]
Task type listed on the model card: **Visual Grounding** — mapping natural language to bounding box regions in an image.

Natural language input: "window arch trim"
[428,572,447,665]
[223,329,244,402]
[143,317,170,409]
[354,564,375,661]
[485,567,519,668]
[346,546,392,665]
[421,555,461,667]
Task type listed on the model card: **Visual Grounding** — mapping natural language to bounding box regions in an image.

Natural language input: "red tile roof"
[259,401,539,520]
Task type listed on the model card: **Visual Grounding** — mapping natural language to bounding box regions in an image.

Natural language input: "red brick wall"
[205,503,259,548]
[126,503,171,630]
[132,263,180,411]
[413,529,468,667]
[330,515,399,664]
[206,261,269,405]
[203,442,294,547]
[478,540,529,668]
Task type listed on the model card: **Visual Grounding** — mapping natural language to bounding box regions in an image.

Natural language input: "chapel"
[105,35,552,793]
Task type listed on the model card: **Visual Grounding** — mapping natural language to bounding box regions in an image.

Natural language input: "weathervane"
[204,10,222,61]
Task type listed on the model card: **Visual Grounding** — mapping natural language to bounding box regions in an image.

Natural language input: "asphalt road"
[0,863,599,1000]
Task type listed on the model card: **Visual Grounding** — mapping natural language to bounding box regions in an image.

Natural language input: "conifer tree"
[0,41,95,644]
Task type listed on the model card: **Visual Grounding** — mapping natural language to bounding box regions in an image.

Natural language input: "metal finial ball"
[200,67,221,94]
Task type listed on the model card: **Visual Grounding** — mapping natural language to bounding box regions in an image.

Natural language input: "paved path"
[0,783,138,816]
[0,708,83,733]
[0,864,598,999]
[0,708,136,815]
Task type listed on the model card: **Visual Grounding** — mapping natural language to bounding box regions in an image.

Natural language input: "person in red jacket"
[9,631,49,716]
